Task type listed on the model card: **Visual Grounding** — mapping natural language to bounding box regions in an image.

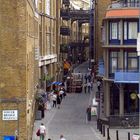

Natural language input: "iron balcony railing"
[114,69,139,83]
[60,8,70,20]
[108,1,140,9]
[60,26,70,36]
[62,0,70,6]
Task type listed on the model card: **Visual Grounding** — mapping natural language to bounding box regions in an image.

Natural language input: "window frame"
[123,20,138,45]
[124,51,138,71]
[109,51,119,77]
[109,21,120,45]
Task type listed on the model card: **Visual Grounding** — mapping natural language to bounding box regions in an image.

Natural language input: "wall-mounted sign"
[2,110,18,120]
[3,136,15,140]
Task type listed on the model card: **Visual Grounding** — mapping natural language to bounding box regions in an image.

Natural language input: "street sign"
[3,136,15,140]
[2,110,18,120]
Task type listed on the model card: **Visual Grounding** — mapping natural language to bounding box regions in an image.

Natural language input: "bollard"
[107,128,110,140]
[99,120,101,131]
[100,123,102,134]
[97,119,99,129]
[128,132,130,140]
[116,130,119,140]
[103,125,105,137]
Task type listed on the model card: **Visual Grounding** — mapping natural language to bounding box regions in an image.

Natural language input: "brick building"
[0,0,39,139]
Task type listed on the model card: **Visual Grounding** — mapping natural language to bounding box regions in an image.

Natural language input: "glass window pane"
[110,52,118,57]
[112,23,118,39]
[128,22,137,39]
[128,52,137,57]
[111,58,117,73]
[128,58,137,70]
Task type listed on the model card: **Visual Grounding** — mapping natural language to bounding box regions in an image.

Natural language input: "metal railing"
[108,1,140,9]
[109,113,139,128]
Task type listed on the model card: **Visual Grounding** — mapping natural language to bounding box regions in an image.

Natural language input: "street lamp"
[136,7,140,135]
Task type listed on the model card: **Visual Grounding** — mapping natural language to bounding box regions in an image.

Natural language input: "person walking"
[59,88,64,101]
[87,82,91,93]
[57,94,61,109]
[97,80,101,91]
[39,123,46,140]
[84,74,88,83]
[83,82,87,93]
[60,134,66,140]
[86,105,91,122]
[52,93,57,108]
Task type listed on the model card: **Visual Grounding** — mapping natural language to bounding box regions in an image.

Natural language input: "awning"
[51,81,62,85]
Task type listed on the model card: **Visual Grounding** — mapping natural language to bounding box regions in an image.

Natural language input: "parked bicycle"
[121,117,131,128]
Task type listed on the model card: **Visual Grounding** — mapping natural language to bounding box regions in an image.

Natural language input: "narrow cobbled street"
[33,62,102,140]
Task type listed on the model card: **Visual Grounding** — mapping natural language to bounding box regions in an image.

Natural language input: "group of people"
[48,86,66,109]
[83,73,93,94]
[37,123,66,140]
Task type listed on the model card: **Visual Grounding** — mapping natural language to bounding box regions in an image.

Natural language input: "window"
[123,21,138,44]
[126,52,138,71]
[124,52,138,71]
[109,21,120,44]
[111,23,118,39]
[128,22,137,39]
[109,52,119,77]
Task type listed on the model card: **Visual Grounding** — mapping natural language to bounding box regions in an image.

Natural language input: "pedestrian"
[87,82,91,93]
[87,73,91,82]
[90,81,93,91]
[83,82,87,93]
[39,123,46,140]
[84,74,88,83]
[57,94,61,109]
[97,80,101,91]
[59,88,64,101]
[60,134,66,140]
[86,105,91,122]
[52,93,57,108]
[38,102,45,118]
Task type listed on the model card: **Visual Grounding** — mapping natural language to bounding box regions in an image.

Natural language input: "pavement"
[32,61,139,140]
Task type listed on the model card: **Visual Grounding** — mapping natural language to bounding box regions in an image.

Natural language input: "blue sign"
[3,136,15,140]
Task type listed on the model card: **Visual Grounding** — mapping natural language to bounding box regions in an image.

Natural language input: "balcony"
[60,26,70,36]
[108,1,140,9]
[60,9,70,20]
[114,70,139,83]
[70,10,90,21]
[105,1,140,19]
[62,0,70,6]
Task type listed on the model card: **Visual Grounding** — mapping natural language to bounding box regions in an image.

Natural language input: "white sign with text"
[2,110,18,120]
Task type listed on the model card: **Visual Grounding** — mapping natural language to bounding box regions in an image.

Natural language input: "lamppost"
[89,0,94,69]
[136,5,140,134]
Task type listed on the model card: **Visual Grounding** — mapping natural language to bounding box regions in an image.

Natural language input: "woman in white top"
[39,123,46,140]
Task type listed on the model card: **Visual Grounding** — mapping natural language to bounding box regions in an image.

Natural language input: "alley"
[32,62,101,140]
